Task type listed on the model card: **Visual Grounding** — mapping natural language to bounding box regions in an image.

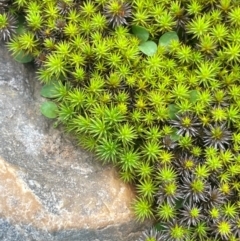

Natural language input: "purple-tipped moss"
[205,186,225,209]
[103,0,132,28]
[174,154,198,176]
[163,221,189,241]
[212,218,232,240]
[179,203,204,226]
[0,0,9,13]
[162,135,178,150]
[57,0,75,15]
[156,182,182,206]
[180,173,210,205]
[170,112,201,137]
[137,227,166,241]
[203,122,232,150]
[0,12,17,41]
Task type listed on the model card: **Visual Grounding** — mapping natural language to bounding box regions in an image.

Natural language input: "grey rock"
[0,43,151,241]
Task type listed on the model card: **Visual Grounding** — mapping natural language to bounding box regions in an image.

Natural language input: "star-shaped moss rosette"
[2,0,240,240]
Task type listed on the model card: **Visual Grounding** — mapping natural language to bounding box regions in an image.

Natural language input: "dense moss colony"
[1,0,240,240]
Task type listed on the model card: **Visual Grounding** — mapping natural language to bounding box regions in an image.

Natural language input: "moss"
[2,0,240,240]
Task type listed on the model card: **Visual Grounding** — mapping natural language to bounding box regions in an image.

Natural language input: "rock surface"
[0,43,151,240]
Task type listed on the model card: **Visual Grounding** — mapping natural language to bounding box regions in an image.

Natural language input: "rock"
[0,43,151,240]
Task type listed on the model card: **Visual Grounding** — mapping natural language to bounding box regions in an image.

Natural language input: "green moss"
[2,0,240,239]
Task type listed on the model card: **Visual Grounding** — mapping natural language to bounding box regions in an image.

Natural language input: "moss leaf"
[131,25,149,42]
[139,41,157,56]
[159,31,179,47]
[40,101,58,118]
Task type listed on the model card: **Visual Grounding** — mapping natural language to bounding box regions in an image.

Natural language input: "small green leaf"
[155,223,165,232]
[131,25,149,42]
[170,129,181,141]
[16,15,27,35]
[188,90,200,103]
[14,50,33,63]
[168,104,179,119]
[159,31,179,47]
[175,198,184,209]
[139,41,158,56]
[40,101,58,118]
[40,82,58,98]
